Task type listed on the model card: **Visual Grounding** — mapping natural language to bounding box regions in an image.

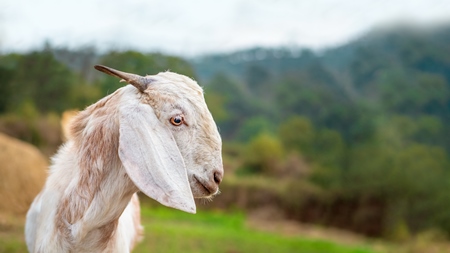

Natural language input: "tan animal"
[25,65,224,253]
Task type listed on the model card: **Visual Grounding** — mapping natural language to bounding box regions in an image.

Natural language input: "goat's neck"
[55,92,138,248]
[54,144,137,250]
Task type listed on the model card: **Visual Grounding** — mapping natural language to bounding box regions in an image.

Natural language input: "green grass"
[0,216,28,253]
[135,205,380,253]
[0,205,382,253]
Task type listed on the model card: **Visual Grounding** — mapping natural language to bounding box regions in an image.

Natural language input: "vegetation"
[195,24,450,238]
[136,204,380,253]
[1,23,450,246]
[0,203,382,253]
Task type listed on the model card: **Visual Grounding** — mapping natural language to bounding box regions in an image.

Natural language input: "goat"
[25,65,224,253]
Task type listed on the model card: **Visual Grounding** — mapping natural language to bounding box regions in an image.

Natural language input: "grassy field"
[0,213,28,253]
[0,205,382,253]
[135,205,379,253]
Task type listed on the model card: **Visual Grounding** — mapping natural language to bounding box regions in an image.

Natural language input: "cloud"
[1,0,450,56]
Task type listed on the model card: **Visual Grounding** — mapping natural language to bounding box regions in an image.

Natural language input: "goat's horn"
[94,65,150,93]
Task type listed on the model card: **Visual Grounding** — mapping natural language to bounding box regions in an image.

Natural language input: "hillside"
[191,24,450,146]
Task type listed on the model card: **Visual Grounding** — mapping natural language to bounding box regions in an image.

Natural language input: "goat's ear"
[118,101,196,214]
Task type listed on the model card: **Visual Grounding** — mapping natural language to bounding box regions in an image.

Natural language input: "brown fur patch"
[55,91,122,244]
[99,219,119,249]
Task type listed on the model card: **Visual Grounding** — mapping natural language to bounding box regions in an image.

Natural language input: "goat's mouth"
[193,176,219,198]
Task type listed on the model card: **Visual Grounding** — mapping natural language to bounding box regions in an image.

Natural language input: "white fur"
[25,68,223,253]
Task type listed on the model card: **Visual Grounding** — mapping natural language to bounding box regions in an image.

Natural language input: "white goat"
[25,65,224,253]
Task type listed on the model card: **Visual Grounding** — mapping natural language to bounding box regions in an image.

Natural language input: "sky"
[1,0,450,56]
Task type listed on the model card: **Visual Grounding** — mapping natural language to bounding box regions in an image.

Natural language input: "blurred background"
[1,0,450,252]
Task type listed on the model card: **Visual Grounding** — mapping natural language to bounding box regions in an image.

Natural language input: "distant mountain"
[190,47,316,83]
[191,23,450,93]
[190,24,450,145]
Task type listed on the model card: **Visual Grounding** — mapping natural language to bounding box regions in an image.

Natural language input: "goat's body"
[26,88,143,253]
[26,192,141,253]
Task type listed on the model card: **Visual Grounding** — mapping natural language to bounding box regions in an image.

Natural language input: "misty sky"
[1,0,450,56]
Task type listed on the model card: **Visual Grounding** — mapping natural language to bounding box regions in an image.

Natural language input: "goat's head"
[94,65,223,214]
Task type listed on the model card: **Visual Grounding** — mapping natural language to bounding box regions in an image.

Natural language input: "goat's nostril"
[213,171,223,184]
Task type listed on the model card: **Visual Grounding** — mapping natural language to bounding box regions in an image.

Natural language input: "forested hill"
[189,26,450,237]
[193,24,450,91]
[191,24,450,149]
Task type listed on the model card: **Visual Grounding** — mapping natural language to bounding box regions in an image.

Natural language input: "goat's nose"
[213,169,223,185]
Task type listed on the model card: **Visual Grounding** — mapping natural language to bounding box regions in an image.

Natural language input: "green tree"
[242,133,285,175]
[204,92,228,123]
[278,116,315,158]
[312,128,345,167]
[236,116,274,142]
[205,73,255,139]
[0,50,78,113]
[0,65,14,113]
[244,64,272,98]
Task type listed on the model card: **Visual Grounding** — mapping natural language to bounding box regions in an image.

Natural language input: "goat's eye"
[170,115,184,126]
